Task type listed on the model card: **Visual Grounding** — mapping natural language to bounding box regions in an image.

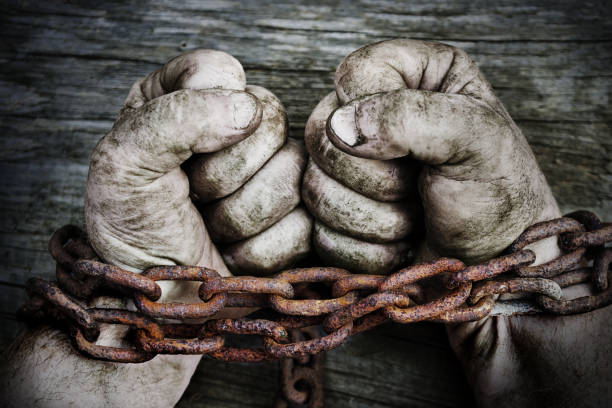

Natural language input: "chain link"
[17,211,612,407]
[274,327,325,408]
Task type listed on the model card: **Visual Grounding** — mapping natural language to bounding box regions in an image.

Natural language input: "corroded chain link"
[274,327,325,408]
[17,211,612,406]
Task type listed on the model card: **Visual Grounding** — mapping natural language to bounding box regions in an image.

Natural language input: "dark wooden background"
[1,1,610,406]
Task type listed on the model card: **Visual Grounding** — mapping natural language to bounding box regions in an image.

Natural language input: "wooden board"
[1,0,610,406]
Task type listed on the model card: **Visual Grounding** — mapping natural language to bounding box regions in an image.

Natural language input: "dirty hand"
[0,49,311,408]
[90,50,311,278]
[303,88,420,274]
[310,39,611,407]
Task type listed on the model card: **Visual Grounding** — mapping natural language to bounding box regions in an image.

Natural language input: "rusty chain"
[17,210,612,407]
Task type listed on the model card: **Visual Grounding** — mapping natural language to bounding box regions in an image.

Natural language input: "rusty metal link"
[201,315,327,362]
[270,268,358,316]
[135,265,226,319]
[224,293,269,307]
[72,308,163,363]
[74,260,162,300]
[49,225,96,268]
[509,217,585,252]
[469,278,562,304]
[510,217,587,278]
[71,327,152,363]
[199,276,294,300]
[274,327,325,408]
[506,213,612,315]
[329,261,474,328]
[384,282,472,323]
[323,291,411,332]
[349,292,491,330]
[56,264,100,299]
[537,287,612,315]
[429,295,495,323]
[332,274,424,303]
[563,211,607,287]
[535,236,612,315]
[537,262,612,315]
[208,346,275,362]
[331,274,383,296]
[551,267,592,288]
[560,223,612,251]
[448,251,535,288]
[381,258,466,291]
[351,310,389,334]
[563,210,604,256]
[17,211,612,368]
[274,315,325,329]
[207,318,288,342]
[24,277,100,341]
[264,322,353,359]
[203,318,286,362]
[50,225,100,298]
[564,210,602,230]
[136,326,225,355]
[517,248,587,278]
[593,248,611,290]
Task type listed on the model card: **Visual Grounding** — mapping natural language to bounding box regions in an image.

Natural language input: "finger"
[302,159,417,243]
[222,207,313,276]
[107,89,262,181]
[124,49,246,108]
[313,221,412,274]
[326,88,507,162]
[204,139,306,243]
[186,85,287,203]
[305,91,417,202]
[335,39,501,112]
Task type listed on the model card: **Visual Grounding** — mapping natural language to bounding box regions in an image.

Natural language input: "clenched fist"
[306,39,611,407]
[89,50,311,281]
[321,39,559,265]
[303,93,420,274]
[1,49,311,408]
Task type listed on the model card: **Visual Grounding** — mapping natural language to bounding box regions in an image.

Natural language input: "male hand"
[308,39,611,407]
[303,92,420,274]
[1,49,311,407]
[89,50,311,279]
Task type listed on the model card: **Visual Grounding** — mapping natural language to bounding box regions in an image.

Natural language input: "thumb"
[108,89,262,182]
[326,88,507,164]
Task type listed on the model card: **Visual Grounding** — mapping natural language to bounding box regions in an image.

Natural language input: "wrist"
[525,178,563,265]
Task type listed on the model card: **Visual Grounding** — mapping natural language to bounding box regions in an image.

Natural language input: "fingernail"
[328,104,361,147]
[229,92,261,130]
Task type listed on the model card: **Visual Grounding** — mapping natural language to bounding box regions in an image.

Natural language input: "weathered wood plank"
[1,51,609,125]
[0,0,610,406]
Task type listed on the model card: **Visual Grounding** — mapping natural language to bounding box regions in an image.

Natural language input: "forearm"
[0,325,201,408]
[445,195,612,408]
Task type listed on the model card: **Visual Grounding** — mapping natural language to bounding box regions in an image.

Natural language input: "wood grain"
[0,0,610,406]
